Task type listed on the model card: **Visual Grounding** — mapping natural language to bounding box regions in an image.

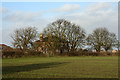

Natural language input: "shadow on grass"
[3,62,68,75]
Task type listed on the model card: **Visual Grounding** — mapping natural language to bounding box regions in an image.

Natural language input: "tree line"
[11,19,118,53]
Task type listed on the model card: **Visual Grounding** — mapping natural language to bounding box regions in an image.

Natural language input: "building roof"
[0,44,13,50]
[35,37,48,43]
[0,44,8,47]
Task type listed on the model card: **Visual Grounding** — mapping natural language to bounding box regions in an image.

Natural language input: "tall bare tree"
[11,27,38,50]
[43,19,86,54]
[87,27,117,52]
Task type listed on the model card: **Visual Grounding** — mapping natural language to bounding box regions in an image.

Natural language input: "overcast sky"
[1,2,118,46]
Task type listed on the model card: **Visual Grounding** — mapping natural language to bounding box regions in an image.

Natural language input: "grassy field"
[2,56,118,78]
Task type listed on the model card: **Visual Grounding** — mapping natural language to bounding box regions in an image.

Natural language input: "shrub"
[2,50,44,58]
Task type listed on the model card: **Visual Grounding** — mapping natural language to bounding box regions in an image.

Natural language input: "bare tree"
[65,23,86,51]
[11,27,38,50]
[102,32,117,51]
[43,19,86,54]
[87,27,117,52]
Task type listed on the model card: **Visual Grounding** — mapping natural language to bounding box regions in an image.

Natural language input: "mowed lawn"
[2,56,118,78]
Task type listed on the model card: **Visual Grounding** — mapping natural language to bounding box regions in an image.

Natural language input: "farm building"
[34,33,69,54]
[0,44,13,51]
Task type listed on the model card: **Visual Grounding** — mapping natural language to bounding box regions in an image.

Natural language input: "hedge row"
[2,50,44,58]
[1,50,118,58]
[67,51,118,56]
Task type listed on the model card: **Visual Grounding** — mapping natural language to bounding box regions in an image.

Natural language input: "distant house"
[0,44,13,51]
[34,33,69,54]
[112,50,117,53]
[34,33,49,53]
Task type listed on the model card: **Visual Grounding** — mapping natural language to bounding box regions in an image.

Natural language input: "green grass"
[2,56,118,78]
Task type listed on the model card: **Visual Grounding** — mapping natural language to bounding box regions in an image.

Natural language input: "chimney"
[40,33,43,42]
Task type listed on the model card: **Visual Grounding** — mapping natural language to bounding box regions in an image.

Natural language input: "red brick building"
[0,44,13,51]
